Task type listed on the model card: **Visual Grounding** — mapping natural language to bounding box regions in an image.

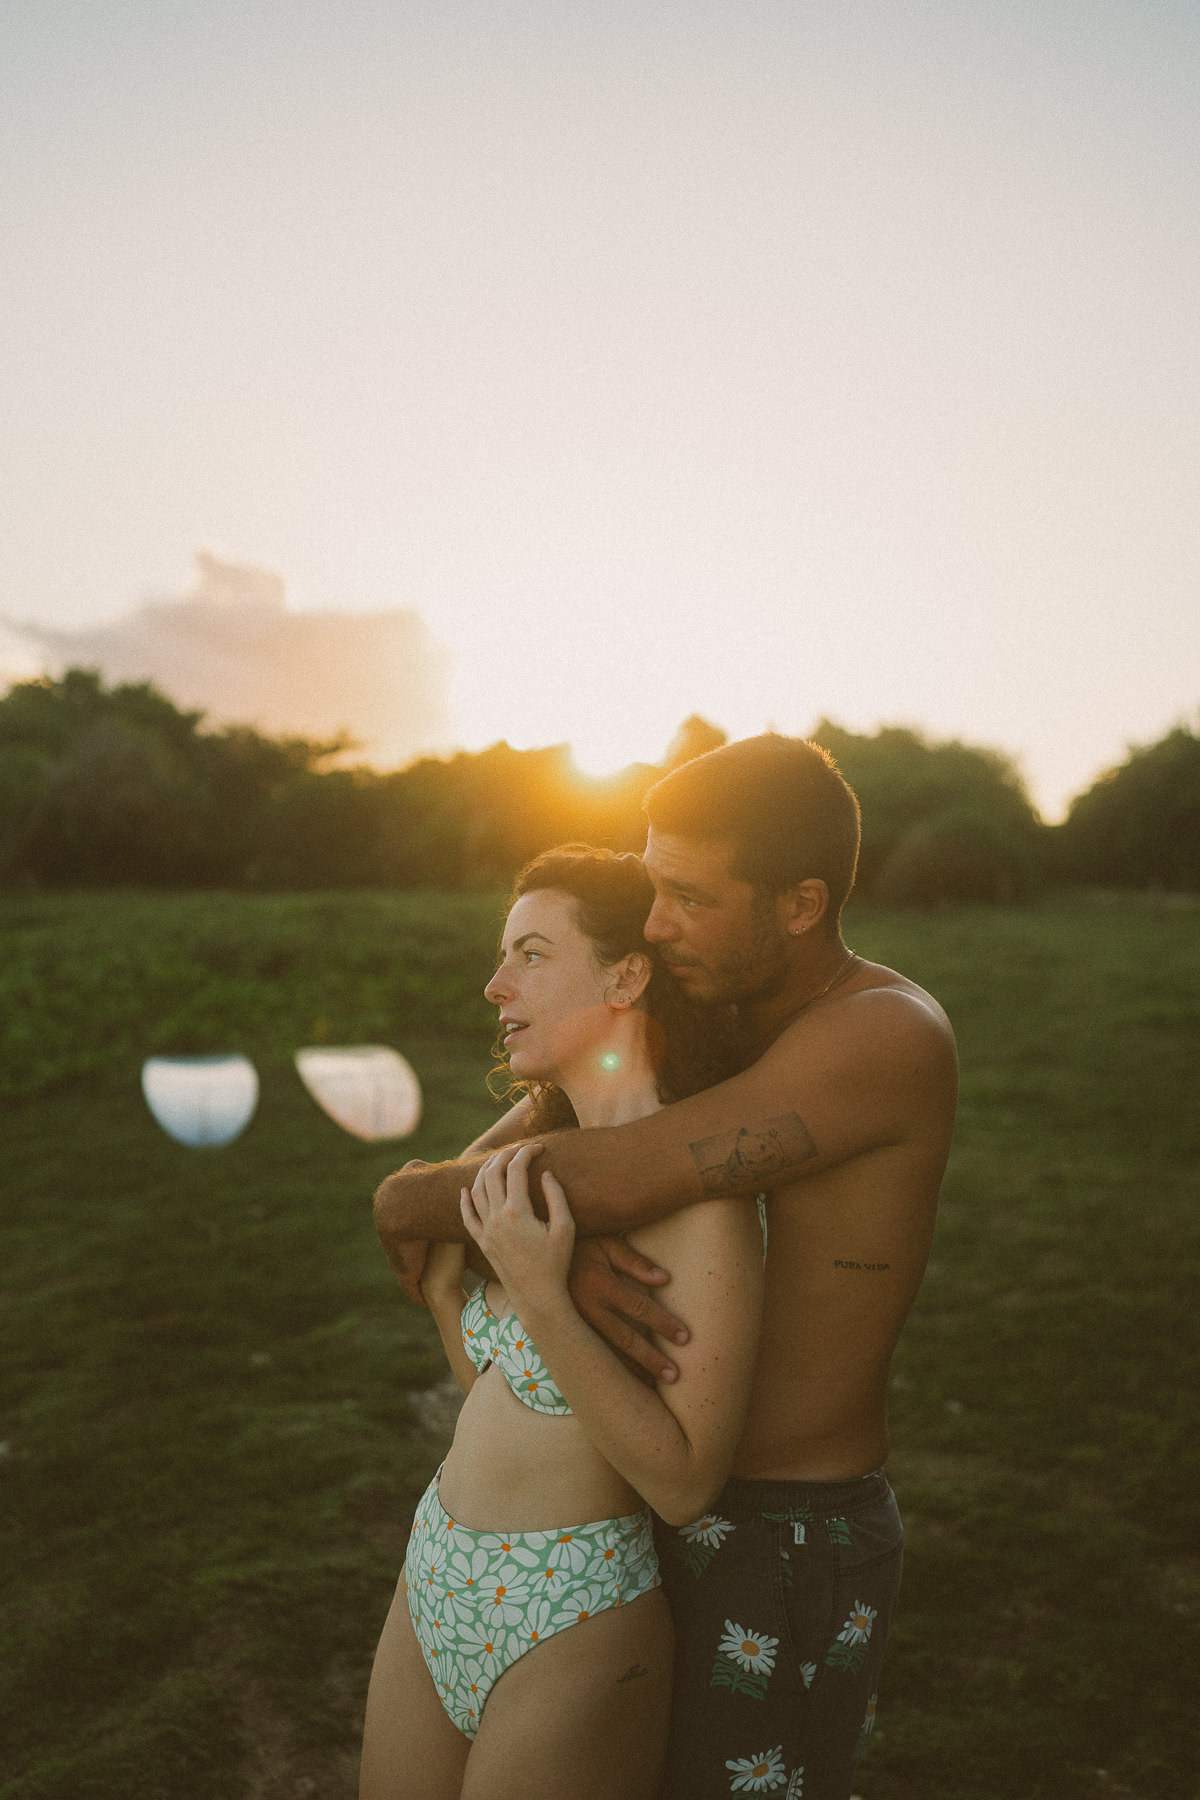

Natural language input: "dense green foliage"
[811,720,1045,902]
[3,890,1198,1798]
[0,668,348,887]
[1057,725,1200,891]
[0,673,1051,899]
[3,671,1196,895]
[0,671,665,891]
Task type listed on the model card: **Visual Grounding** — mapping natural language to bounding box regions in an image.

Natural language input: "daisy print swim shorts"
[655,1471,902,1798]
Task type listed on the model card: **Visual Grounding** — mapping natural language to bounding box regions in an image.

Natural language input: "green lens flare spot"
[599,1051,621,1072]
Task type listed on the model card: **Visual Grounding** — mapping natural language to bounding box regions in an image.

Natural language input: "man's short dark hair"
[644,733,862,922]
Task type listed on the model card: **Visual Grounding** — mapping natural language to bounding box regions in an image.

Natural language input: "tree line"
[1,669,1196,900]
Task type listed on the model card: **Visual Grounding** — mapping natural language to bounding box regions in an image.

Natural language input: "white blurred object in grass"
[141,1054,259,1147]
[294,1045,422,1141]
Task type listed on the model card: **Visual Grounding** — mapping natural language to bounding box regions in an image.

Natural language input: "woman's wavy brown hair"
[488,843,738,1134]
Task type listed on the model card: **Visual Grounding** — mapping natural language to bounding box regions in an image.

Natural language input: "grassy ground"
[2,890,1198,1798]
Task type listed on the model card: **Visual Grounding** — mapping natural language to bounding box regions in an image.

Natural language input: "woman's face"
[484,889,621,1086]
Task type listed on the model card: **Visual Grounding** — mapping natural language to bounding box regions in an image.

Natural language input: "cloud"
[8,551,454,766]
[0,621,45,688]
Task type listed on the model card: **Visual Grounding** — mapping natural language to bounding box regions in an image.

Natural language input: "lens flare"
[599,1051,621,1072]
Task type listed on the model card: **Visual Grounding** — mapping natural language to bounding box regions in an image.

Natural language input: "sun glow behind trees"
[567,729,668,781]
[443,583,806,790]
[2,4,1198,829]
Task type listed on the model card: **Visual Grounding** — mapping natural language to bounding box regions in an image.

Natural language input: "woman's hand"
[418,1239,468,1309]
[460,1143,574,1312]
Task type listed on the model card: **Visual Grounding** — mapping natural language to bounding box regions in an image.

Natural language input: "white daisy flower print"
[445,1543,493,1589]
[455,1655,494,1718]
[456,1616,510,1662]
[473,1529,529,1558]
[718,1622,780,1677]
[595,1541,626,1579]
[449,1697,479,1736]
[493,1539,546,1572]
[837,1600,878,1646]
[671,1512,735,1576]
[434,1584,478,1630]
[478,1573,534,1627]
[678,1513,735,1549]
[551,1581,617,1628]
[543,1530,596,1577]
[522,1593,558,1645]
[853,1691,879,1762]
[786,1769,804,1798]
[799,1661,817,1690]
[725,1746,787,1792]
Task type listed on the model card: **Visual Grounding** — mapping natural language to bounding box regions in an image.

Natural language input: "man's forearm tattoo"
[689,1112,818,1195]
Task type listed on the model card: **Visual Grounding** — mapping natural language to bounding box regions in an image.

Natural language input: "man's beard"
[710,899,789,1006]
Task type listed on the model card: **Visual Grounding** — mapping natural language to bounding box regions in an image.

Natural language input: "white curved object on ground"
[141,1055,259,1147]
[294,1045,423,1142]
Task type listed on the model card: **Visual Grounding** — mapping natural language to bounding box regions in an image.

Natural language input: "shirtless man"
[374,734,957,1800]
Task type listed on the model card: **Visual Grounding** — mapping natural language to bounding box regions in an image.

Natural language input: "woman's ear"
[607,951,653,1008]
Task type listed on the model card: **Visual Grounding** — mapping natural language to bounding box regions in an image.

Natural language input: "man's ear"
[780,879,830,937]
[607,951,653,1006]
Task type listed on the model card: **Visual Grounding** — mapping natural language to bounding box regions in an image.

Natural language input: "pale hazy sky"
[3,0,1198,816]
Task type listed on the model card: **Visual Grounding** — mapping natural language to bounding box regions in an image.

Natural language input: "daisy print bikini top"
[459,1278,572,1416]
[459,1201,769,1416]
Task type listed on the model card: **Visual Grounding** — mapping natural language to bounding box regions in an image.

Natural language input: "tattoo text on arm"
[833,1259,892,1271]
[689,1112,818,1195]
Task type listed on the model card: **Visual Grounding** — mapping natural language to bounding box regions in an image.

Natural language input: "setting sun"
[567,724,665,781]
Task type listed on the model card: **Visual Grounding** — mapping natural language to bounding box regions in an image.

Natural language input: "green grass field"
[2,890,1198,1799]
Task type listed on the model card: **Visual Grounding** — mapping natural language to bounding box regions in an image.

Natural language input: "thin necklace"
[802,949,859,1012]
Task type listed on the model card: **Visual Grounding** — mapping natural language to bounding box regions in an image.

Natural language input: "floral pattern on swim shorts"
[656,1472,902,1798]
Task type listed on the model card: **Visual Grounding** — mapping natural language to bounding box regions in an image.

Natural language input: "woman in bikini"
[359,846,764,1800]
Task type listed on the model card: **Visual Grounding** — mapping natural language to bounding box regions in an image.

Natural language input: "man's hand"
[389,1239,430,1305]
[418,1239,467,1311]
[568,1236,690,1384]
[379,1160,432,1303]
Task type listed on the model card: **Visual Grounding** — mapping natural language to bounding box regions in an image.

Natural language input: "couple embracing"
[362,734,957,1800]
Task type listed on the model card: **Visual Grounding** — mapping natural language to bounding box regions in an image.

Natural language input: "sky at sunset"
[2,0,1198,817]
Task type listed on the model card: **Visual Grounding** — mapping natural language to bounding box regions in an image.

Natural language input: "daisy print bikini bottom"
[404,1468,662,1739]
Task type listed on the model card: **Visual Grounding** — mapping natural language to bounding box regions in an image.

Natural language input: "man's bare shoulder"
[733,958,957,1178]
[844,959,954,1035]
[771,958,956,1072]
